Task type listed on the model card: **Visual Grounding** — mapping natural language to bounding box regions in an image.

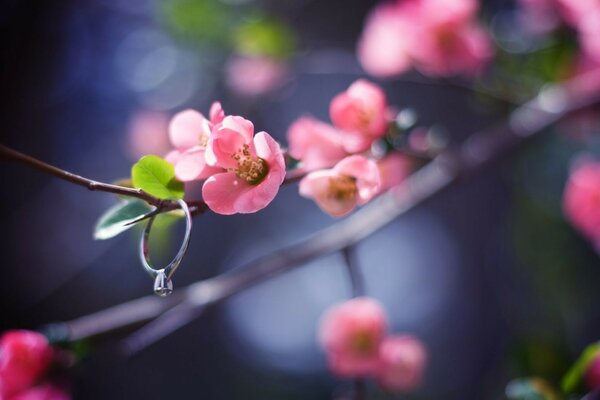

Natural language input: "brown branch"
[36,71,600,348]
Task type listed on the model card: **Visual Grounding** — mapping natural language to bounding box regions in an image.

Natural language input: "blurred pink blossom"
[0,331,53,398]
[376,153,412,193]
[9,383,70,400]
[376,335,427,393]
[225,55,288,97]
[330,80,389,153]
[299,155,381,217]
[318,297,388,377]
[585,353,600,390]
[287,116,347,170]
[563,159,600,249]
[357,1,413,78]
[202,116,286,214]
[358,0,492,78]
[125,110,171,161]
[165,104,225,182]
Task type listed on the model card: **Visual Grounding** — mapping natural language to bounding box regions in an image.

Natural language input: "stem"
[32,71,600,346]
[342,246,365,298]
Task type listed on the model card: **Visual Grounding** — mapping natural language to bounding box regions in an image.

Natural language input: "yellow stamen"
[229,144,269,185]
[327,175,357,201]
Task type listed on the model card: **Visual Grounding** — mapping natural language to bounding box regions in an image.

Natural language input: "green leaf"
[94,200,153,240]
[131,155,185,200]
[234,16,296,59]
[561,342,600,394]
[506,378,561,400]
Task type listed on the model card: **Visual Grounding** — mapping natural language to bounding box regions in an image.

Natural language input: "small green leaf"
[94,200,153,240]
[561,342,600,394]
[131,155,185,200]
[506,378,561,400]
[234,17,296,59]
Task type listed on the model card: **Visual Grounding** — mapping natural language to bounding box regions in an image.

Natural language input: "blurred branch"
[342,246,365,298]
[37,71,600,349]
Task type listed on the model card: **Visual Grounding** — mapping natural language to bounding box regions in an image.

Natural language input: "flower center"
[231,144,269,185]
[351,331,376,355]
[198,133,209,147]
[327,175,357,201]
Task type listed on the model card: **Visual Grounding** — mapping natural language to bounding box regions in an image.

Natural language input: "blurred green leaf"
[506,378,562,400]
[561,342,600,394]
[131,155,184,200]
[234,17,296,59]
[161,0,231,44]
[94,200,152,240]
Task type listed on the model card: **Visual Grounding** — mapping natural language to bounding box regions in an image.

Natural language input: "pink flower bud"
[299,155,381,217]
[563,160,600,249]
[202,116,286,214]
[586,353,600,390]
[330,80,389,153]
[318,297,388,378]
[0,331,53,398]
[376,335,427,393]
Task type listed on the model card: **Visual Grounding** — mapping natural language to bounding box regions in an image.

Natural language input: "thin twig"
[35,71,600,348]
[342,246,365,298]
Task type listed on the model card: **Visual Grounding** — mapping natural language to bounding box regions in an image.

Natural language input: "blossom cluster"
[0,330,68,400]
[358,0,493,78]
[165,103,286,215]
[288,79,410,217]
[318,297,427,393]
[167,79,411,218]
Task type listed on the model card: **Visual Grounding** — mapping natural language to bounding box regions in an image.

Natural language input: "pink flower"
[165,103,225,182]
[0,331,53,398]
[330,80,389,153]
[10,383,70,400]
[377,153,412,193]
[410,21,493,77]
[202,116,286,214]
[287,117,347,170]
[318,297,388,378]
[125,110,171,161]
[225,55,288,97]
[357,1,413,78]
[376,335,427,393]
[563,160,600,249]
[585,353,600,390]
[299,155,381,217]
[357,0,492,78]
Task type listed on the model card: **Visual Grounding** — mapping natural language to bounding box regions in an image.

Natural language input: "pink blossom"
[125,110,171,161]
[9,383,70,400]
[299,155,381,217]
[0,331,53,398]
[165,103,225,182]
[225,55,288,97]
[357,1,413,78]
[376,335,427,393]
[330,80,389,153]
[563,160,600,249]
[578,8,600,63]
[357,0,492,78]
[287,117,347,170]
[318,297,388,377]
[585,353,600,390]
[377,153,412,193]
[410,21,493,77]
[202,116,286,214]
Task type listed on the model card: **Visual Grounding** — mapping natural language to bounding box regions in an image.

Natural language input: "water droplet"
[153,271,173,297]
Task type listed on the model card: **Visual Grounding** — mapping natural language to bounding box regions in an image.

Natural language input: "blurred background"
[1,0,600,399]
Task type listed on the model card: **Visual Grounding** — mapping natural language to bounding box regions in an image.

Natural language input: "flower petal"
[169,109,208,149]
[202,172,252,215]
